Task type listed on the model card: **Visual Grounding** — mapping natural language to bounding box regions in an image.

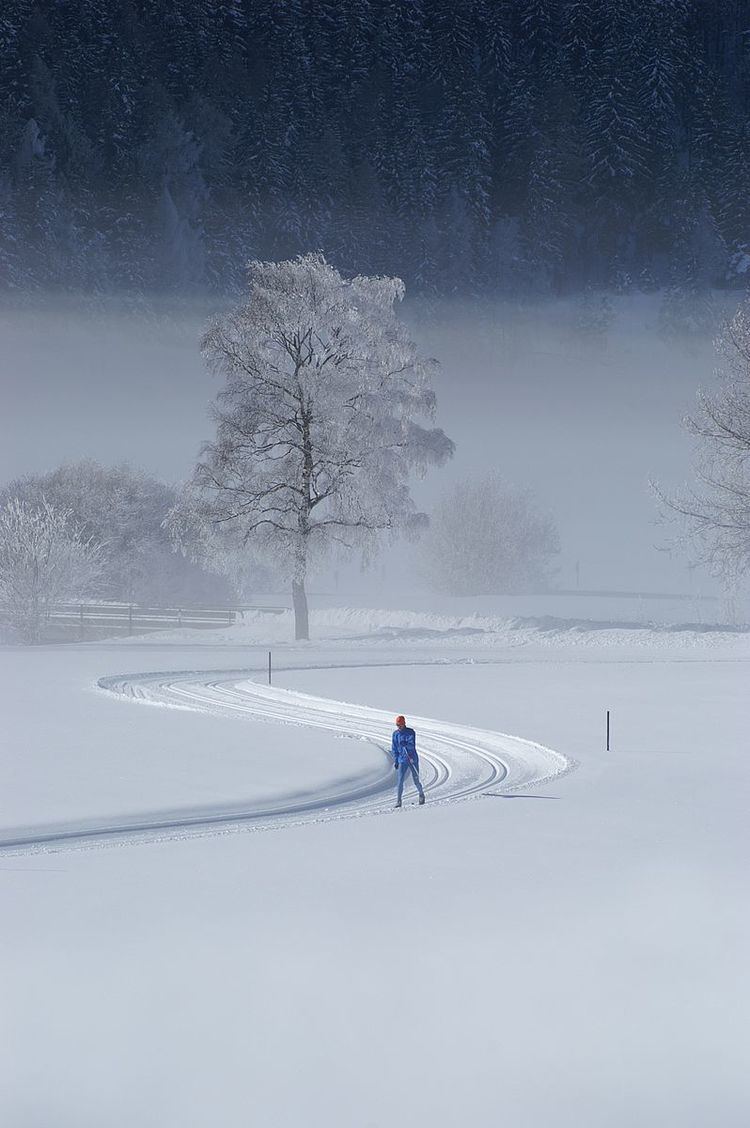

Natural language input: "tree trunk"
[294,400,313,642]
[292,577,309,640]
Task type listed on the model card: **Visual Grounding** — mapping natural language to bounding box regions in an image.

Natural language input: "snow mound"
[117,604,750,652]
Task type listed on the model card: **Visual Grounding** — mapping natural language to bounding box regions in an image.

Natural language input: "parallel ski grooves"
[0,669,571,854]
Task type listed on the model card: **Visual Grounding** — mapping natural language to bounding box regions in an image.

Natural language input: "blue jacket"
[392,726,418,767]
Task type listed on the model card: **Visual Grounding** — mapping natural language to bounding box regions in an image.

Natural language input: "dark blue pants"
[396,758,424,804]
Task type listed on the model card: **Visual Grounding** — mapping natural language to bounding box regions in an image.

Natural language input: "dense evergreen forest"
[2,1,750,297]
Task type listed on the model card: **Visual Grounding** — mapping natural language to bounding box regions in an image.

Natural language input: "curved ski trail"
[0,669,571,854]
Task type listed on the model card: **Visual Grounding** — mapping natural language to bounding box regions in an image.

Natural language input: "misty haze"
[1,5,748,1128]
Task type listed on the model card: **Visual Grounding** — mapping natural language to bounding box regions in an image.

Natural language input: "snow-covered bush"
[0,461,233,607]
[0,498,105,642]
[173,253,453,639]
[419,475,559,596]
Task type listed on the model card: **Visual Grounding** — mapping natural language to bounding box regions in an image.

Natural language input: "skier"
[392,714,426,809]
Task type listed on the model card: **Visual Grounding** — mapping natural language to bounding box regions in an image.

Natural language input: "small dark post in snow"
[177,608,182,628]
[128,604,133,637]
[606,709,611,752]
[268,651,272,686]
[79,604,84,641]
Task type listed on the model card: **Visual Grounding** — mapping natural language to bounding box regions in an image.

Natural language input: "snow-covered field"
[1,611,748,1127]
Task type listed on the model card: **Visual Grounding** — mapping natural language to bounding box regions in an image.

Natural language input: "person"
[391,714,425,809]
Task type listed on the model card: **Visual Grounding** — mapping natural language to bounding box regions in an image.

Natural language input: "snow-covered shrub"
[0,461,234,607]
[419,475,559,596]
[0,498,105,642]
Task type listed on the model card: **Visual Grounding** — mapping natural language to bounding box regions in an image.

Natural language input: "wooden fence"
[51,602,237,638]
[0,602,287,640]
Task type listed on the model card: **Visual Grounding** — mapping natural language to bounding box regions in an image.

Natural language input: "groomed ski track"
[0,666,572,855]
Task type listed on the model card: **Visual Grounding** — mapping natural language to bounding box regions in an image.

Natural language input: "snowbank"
[119,603,750,653]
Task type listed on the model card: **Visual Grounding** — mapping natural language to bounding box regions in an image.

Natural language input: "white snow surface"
[1,610,748,1127]
[120,600,750,651]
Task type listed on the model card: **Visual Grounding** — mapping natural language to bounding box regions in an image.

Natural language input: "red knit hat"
[395,715,406,726]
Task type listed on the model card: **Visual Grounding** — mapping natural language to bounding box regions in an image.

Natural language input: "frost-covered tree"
[523,131,578,290]
[657,200,725,341]
[166,503,272,604]
[4,0,750,294]
[0,498,105,642]
[0,461,232,606]
[419,474,559,596]
[173,253,454,639]
[657,302,750,585]
[141,112,208,289]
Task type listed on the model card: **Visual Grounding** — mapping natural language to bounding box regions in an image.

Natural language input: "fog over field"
[1,291,723,601]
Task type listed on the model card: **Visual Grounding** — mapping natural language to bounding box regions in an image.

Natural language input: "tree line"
[2,0,750,297]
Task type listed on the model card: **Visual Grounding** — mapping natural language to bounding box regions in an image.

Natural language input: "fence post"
[177,608,182,628]
[268,651,272,686]
[79,604,84,641]
[128,604,133,637]
[606,709,610,752]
